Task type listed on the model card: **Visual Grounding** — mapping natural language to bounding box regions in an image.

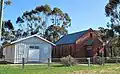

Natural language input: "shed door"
[28,49,40,62]
[17,44,25,63]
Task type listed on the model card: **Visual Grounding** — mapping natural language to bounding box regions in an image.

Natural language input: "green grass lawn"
[0,64,120,74]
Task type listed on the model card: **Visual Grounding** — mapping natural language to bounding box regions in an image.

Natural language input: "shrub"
[60,55,78,66]
[95,56,102,65]
[95,56,105,65]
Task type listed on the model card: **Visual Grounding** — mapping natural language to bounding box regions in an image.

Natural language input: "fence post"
[87,58,90,66]
[48,58,50,67]
[101,51,105,65]
[116,56,118,64]
[22,58,25,69]
[3,56,5,64]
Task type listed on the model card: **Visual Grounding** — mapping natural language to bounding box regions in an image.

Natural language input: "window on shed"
[29,46,39,49]
[35,46,39,49]
[29,46,34,49]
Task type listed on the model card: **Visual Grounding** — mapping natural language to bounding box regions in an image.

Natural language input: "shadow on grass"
[51,64,64,67]
[0,61,13,65]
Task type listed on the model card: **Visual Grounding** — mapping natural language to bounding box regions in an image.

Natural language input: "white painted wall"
[4,36,52,63]
[14,36,52,63]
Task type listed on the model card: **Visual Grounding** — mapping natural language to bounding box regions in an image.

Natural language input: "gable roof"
[11,34,55,46]
[56,30,88,45]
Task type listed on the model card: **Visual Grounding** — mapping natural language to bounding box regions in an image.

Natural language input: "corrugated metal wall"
[14,37,52,63]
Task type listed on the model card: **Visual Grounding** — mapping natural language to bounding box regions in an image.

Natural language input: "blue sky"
[4,0,108,34]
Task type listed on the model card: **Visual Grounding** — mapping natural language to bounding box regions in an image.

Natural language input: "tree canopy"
[15,4,71,43]
[102,0,120,57]
[105,0,120,34]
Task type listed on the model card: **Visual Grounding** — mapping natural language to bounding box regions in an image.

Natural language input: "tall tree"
[0,0,12,58]
[16,4,71,43]
[1,0,12,43]
[105,0,120,34]
[45,8,71,42]
[104,0,120,57]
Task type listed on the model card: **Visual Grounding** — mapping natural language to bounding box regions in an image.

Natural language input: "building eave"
[10,34,56,46]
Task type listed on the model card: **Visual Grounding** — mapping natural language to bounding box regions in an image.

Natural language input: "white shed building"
[3,35,55,63]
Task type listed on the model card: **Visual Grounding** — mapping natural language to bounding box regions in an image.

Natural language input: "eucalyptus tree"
[16,4,71,43]
[105,0,120,34]
[45,7,71,42]
[104,0,120,57]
